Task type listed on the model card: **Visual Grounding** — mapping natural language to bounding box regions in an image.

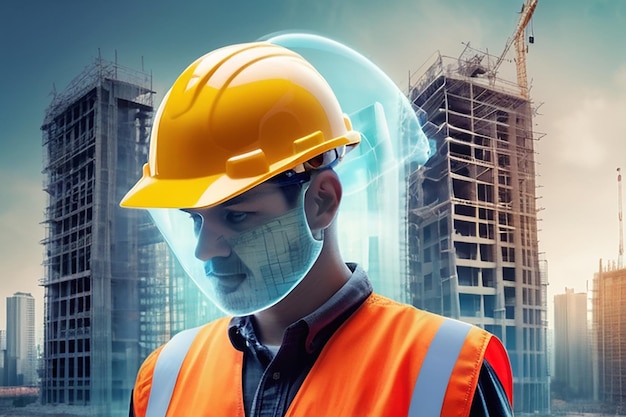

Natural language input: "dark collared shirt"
[228,263,372,417]
[227,264,513,417]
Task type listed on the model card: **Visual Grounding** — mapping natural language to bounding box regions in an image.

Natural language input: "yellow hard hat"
[120,42,361,209]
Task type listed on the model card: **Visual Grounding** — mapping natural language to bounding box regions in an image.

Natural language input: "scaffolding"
[40,57,221,417]
[406,49,549,414]
[40,57,156,417]
[592,261,626,413]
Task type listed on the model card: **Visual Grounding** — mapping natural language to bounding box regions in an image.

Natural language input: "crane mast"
[491,0,538,98]
[618,168,623,269]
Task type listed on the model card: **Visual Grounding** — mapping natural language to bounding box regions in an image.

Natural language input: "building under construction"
[40,57,218,417]
[406,39,549,413]
[593,260,626,413]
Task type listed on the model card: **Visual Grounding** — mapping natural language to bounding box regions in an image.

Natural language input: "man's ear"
[304,169,343,231]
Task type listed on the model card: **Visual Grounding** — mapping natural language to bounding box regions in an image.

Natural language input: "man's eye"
[189,213,203,236]
[224,211,249,225]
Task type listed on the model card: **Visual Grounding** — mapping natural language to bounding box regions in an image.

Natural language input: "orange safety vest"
[133,294,513,417]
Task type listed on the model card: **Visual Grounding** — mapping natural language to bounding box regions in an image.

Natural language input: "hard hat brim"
[120,132,360,209]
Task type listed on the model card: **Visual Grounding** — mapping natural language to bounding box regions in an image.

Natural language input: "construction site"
[405,0,550,414]
[39,58,219,417]
[33,1,578,415]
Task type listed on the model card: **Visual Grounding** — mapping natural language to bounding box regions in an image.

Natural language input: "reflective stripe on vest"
[145,326,203,417]
[408,318,472,417]
[145,317,474,417]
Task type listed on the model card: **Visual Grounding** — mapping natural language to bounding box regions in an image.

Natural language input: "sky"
[0,0,625,337]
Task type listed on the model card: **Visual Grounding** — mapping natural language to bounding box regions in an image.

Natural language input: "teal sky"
[1,0,625,333]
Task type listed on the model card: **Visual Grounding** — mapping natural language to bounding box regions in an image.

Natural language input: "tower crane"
[618,168,623,269]
[491,0,538,98]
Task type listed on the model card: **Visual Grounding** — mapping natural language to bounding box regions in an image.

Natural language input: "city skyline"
[1,0,625,333]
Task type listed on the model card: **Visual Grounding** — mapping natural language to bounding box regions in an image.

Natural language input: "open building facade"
[40,59,218,417]
[593,261,626,413]
[406,48,550,414]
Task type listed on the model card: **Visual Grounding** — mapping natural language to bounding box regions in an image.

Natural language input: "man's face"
[178,180,323,315]
[183,182,293,295]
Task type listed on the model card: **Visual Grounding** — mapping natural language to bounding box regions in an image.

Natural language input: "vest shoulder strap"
[408,317,473,416]
[145,326,204,417]
[284,294,501,417]
[135,318,233,417]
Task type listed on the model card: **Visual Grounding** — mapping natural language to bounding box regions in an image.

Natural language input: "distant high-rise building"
[553,288,592,399]
[407,48,549,414]
[5,292,36,386]
[0,329,6,386]
[593,260,626,412]
[40,58,220,417]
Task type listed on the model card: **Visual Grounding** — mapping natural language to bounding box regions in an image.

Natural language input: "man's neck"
[253,257,351,346]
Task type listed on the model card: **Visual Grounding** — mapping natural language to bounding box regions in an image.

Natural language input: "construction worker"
[121,36,514,417]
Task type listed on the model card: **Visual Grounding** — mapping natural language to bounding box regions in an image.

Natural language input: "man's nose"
[194,225,231,261]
